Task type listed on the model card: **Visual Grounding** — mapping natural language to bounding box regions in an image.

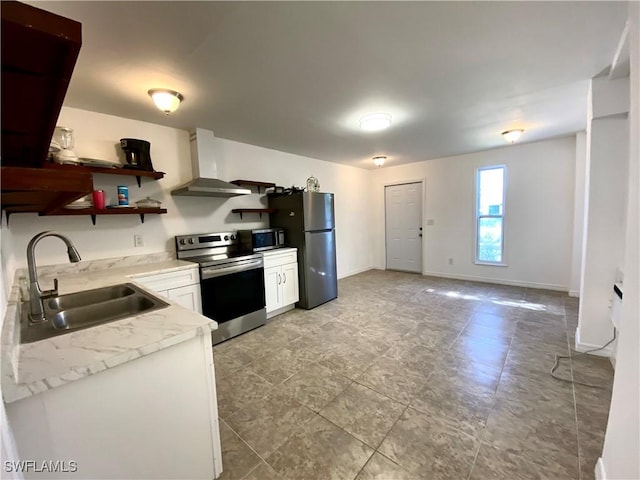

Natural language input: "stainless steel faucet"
[27,231,81,323]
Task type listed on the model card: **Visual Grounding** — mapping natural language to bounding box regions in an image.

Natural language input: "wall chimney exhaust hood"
[171,129,251,198]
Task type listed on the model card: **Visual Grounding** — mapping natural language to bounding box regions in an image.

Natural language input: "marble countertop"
[2,258,215,404]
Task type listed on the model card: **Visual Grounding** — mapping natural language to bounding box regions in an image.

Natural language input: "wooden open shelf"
[1,164,166,225]
[43,163,165,187]
[1,166,93,221]
[45,207,168,225]
[231,208,277,219]
[230,180,276,193]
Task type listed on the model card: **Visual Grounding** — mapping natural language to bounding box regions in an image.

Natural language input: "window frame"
[474,165,507,266]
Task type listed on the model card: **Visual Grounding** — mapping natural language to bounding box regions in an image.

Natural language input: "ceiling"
[30,1,628,169]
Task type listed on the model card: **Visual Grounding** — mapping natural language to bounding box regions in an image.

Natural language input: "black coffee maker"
[120,138,154,171]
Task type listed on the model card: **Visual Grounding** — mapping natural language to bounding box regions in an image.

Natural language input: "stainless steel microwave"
[238,228,285,252]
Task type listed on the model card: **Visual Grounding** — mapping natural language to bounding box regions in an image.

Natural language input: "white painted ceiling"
[31,1,628,169]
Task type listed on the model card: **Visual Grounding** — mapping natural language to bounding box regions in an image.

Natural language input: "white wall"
[577,75,629,351]
[601,3,640,478]
[569,132,587,297]
[1,107,373,280]
[370,136,576,290]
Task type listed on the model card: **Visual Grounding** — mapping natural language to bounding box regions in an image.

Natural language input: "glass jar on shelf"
[306,175,320,192]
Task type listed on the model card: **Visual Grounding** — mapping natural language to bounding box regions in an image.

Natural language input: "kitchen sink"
[21,283,169,344]
[46,283,137,311]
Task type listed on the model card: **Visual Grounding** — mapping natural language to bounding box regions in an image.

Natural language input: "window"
[475,166,505,264]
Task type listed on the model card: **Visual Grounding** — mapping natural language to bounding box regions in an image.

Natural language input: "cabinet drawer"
[133,268,199,292]
[263,251,297,268]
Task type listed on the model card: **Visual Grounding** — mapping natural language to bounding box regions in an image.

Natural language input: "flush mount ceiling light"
[502,129,524,143]
[360,113,392,132]
[148,89,184,114]
[373,156,386,167]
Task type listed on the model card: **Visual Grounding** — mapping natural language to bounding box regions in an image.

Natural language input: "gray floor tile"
[460,316,517,343]
[431,354,502,397]
[225,390,315,458]
[356,356,429,405]
[244,461,281,480]
[247,345,313,384]
[495,369,575,409]
[483,400,579,469]
[378,407,480,479]
[319,382,405,448]
[318,345,378,380]
[382,341,442,372]
[217,420,262,480]
[355,452,415,480]
[410,373,495,438]
[448,335,510,369]
[470,442,579,480]
[216,369,274,419]
[266,415,374,480]
[212,270,613,480]
[214,352,247,380]
[279,362,352,412]
[570,353,614,387]
[471,305,521,322]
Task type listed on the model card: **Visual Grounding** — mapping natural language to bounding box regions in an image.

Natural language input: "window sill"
[474,261,508,267]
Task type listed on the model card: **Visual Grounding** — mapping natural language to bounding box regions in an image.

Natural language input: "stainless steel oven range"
[175,231,266,345]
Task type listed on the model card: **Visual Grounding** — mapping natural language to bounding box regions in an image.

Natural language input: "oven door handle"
[201,260,263,279]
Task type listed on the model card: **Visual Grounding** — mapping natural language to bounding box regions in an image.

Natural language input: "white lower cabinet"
[6,334,223,479]
[263,249,299,318]
[133,267,202,314]
[166,283,203,313]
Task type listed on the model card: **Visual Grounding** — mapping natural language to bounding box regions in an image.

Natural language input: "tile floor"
[213,270,614,480]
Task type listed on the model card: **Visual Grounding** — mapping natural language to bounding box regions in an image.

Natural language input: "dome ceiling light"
[360,113,392,132]
[373,156,386,167]
[148,89,184,114]
[502,129,524,143]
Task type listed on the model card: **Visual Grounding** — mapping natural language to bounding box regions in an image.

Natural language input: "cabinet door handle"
[282,272,286,283]
[277,273,282,285]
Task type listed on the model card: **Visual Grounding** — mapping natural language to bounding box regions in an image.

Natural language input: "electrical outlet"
[448,258,454,265]
[134,234,144,248]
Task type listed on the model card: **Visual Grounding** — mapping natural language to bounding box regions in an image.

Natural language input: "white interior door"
[385,182,423,273]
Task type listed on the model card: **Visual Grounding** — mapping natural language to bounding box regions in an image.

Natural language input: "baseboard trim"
[422,271,568,292]
[569,289,580,298]
[341,268,570,293]
[595,457,607,480]
[574,327,615,358]
[338,266,376,280]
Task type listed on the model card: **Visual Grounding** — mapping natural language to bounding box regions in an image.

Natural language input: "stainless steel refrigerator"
[268,191,337,309]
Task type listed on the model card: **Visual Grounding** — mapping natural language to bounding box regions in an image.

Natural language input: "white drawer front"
[134,268,199,292]
[263,251,298,268]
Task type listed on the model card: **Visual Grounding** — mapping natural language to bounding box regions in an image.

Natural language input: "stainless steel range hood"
[171,129,251,198]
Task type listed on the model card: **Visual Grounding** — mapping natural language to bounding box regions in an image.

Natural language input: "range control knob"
[188,238,195,244]
[230,234,236,240]
[179,239,186,245]
[224,235,229,241]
